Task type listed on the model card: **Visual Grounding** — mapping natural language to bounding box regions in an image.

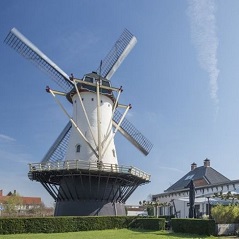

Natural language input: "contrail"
[0,134,15,142]
[187,0,219,105]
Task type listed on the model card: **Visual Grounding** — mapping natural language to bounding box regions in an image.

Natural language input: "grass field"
[0,229,230,239]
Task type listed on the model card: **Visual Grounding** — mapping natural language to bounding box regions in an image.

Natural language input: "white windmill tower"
[4,28,153,216]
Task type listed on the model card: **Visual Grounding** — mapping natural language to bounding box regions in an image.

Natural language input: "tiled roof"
[0,196,41,205]
[165,165,230,192]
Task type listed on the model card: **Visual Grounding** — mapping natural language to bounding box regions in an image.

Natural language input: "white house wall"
[154,181,239,218]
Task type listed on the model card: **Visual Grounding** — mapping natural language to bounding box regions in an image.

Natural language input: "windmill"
[4,28,153,216]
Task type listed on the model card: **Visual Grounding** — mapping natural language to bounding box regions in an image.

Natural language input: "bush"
[0,216,136,234]
[158,215,175,221]
[129,218,165,230]
[211,204,239,223]
[171,219,215,236]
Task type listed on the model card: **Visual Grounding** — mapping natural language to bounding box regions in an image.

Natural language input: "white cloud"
[0,134,16,142]
[187,0,219,105]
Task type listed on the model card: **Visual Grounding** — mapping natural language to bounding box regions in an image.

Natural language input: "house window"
[159,207,163,216]
[169,206,174,216]
[76,144,81,153]
[195,205,200,218]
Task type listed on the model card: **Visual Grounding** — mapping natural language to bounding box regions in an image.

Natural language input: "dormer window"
[185,174,194,180]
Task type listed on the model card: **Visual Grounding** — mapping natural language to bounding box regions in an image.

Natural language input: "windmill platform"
[28,160,150,216]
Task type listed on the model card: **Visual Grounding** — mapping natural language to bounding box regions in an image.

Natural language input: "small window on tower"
[76,144,81,153]
[102,80,110,87]
[112,149,115,157]
[84,76,93,83]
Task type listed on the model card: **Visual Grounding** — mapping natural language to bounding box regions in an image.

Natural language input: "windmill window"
[82,98,84,101]
[91,98,94,101]
[112,149,115,157]
[84,76,93,83]
[102,80,110,87]
[74,100,76,103]
[76,144,81,153]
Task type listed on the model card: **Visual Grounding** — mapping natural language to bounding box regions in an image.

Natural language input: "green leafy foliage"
[3,194,23,216]
[211,204,239,223]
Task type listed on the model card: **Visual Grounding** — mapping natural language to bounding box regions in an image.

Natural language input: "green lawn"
[0,229,228,239]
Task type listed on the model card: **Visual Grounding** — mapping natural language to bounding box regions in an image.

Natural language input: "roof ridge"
[165,164,230,192]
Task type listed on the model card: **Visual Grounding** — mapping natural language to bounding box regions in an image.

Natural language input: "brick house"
[0,190,41,212]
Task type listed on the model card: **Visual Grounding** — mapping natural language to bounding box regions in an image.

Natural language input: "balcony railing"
[28,160,151,181]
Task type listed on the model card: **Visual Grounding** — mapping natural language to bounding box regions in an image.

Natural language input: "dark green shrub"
[158,215,175,220]
[171,218,215,236]
[0,218,25,234]
[0,216,136,234]
[129,218,165,230]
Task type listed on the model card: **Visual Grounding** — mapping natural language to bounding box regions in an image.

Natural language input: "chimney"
[191,162,197,171]
[204,158,210,167]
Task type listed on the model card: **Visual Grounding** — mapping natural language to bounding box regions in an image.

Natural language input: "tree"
[3,193,23,216]
[139,199,170,217]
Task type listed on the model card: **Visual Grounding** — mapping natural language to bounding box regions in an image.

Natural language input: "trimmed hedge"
[158,215,175,220]
[0,216,135,234]
[171,218,216,236]
[129,218,165,230]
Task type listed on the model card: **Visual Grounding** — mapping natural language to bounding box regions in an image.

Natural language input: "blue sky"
[1,0,239,206]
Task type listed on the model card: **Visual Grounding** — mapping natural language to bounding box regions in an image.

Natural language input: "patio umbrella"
[188,180,195,218]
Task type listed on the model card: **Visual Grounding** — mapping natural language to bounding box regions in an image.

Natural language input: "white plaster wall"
[65,91,118,165]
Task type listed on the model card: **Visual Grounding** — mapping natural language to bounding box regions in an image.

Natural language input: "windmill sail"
[4,28,73,92]
[113,110,153,156]
[42,110,152,164]
[97,29,137,80]
[41,121,71,164]
[4,28,152,159]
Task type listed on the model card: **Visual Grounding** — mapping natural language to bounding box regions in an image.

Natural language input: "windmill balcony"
[28,160,151,181]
